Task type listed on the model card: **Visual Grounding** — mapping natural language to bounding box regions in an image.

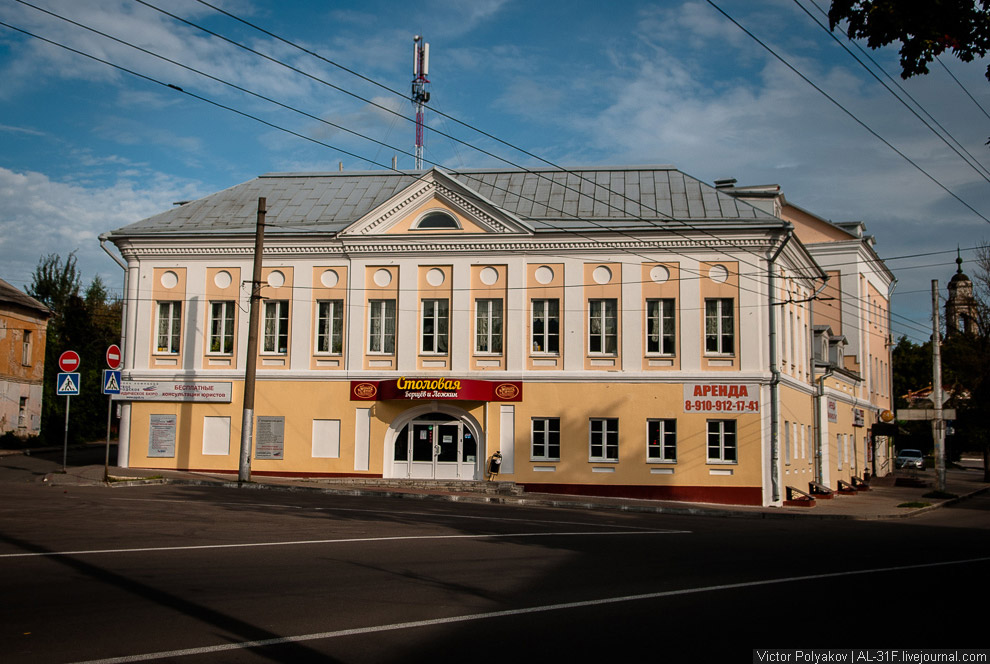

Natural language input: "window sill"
[706,460,738,465]
[588,459,618,464]
[647,460,677,464]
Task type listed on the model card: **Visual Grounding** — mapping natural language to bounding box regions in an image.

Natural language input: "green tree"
[890,336,935,454]
[829,1,990,82]
[28,254,121,444]
[892,335,931,407]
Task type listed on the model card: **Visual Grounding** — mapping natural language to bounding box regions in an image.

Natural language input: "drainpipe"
[767,229,792,504]
[99,233,128,348]
[880,277,898,476]
[99,233,130,468]
[814,367,834,484]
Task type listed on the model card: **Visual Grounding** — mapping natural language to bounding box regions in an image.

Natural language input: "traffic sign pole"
[105,398,113,482]
[104,346,122,483]
[63,395,70,473]
[57,350,81,473]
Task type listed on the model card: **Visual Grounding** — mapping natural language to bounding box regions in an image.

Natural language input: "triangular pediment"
[339,168,534,236]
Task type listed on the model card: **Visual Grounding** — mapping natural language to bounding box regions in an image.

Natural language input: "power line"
[128,0,830,286]
[799,0,990,182]
[706,0,990,226]
[6,4,817,308]
[1,12,920,342]
[937,56,990,122]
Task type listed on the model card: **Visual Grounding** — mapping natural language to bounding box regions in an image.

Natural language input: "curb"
[93,474,986,522]
[32,461,989,522]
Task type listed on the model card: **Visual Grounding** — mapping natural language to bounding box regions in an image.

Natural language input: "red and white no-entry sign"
[106,344,122,370]
[58,350,80,372]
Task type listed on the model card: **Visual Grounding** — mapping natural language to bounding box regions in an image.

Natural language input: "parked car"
[895,449,925,470]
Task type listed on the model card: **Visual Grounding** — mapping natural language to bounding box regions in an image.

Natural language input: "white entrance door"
[393,417,478,479]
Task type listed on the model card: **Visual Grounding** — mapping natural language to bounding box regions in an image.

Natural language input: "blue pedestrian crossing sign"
[102,370,122,395]
[57,372,80,396]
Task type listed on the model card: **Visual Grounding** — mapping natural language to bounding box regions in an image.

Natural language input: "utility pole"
[931,279,946,492]
[239,197,266,483]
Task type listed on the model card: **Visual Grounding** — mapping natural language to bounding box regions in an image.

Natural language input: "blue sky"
[2,0,989,344]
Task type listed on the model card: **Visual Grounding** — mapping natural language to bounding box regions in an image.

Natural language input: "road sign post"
[57,350,81,472]
[58,350,80,373]
[106,344,122,370]
[103,353,122,481]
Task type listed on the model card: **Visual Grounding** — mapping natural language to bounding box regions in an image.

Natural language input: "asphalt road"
[1,451,988,663]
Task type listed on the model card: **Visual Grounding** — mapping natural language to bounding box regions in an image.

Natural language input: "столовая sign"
[351,377,522,402]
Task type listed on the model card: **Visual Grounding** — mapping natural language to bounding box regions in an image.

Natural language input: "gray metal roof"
[110,165,780,237]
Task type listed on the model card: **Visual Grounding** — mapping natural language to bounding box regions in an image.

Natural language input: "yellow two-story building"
[104,166,893,505]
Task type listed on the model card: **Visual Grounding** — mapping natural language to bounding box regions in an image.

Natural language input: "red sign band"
[351,378,522,402]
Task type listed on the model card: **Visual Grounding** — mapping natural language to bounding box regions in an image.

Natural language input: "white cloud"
[0,0,329,106]
[0,166,204,294]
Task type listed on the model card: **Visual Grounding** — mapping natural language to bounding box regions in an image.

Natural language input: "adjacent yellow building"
[104,166,893,505]
[0,278,50,437]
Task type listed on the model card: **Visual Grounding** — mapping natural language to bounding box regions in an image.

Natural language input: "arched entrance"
[385,404,483,480]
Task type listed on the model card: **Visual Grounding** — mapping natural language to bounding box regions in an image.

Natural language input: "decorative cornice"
[121,237,774,258]
[432,182,517,234]
[359,182,430,234]
[352,179,521,236]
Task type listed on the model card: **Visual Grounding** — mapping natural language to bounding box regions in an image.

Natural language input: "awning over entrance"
[350,378,522,402]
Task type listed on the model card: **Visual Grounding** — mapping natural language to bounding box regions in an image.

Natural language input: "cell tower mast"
[411,35,430,170]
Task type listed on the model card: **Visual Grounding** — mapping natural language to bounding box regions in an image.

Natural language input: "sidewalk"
[36,454,989,521]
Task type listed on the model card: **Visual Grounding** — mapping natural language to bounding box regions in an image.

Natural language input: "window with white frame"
[316,299,344,354]
[647,419,676,462]
[475,299,503,354]
[589,418,619,461]
[646,298,675,355]
[421,299,449,354]
[208,301,235,355]
[707,419,737,463]
[156,301,182,354]
[368,299,396,354]
[531,417,560,460]
[21,330,32,366]
[532,299,559,354]
[588,299,617,354]
[262,300,289,354]
[704,298,734,354]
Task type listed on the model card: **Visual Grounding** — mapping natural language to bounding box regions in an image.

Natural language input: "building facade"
[105,166,894,505]
[723,181,896,481]
[0,278,50,437]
